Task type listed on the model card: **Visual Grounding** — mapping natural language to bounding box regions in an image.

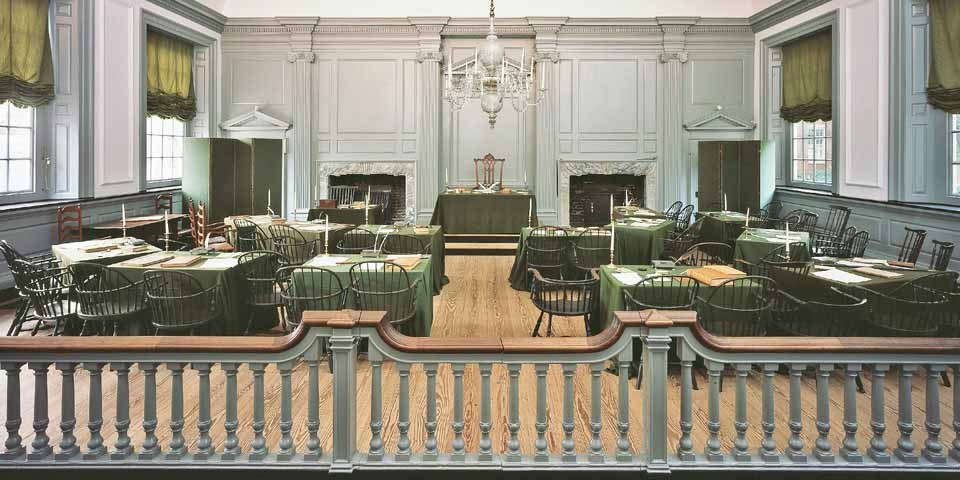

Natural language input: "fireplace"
[570,174,646,227]
[329,174,405,223]
[557,160,657,226]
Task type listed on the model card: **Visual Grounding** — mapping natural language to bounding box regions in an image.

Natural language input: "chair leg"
[8,299,29,336]
[546,314,554,337]
[855,373,866,394]
[583,314,591,337]
[941,370,952,388]
[719,372,724,393]
[691,369,700,391]
[531,311,544,337]
[635,364,644,390]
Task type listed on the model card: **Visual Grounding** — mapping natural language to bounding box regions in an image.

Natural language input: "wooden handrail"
[685,318,960,355]
[0,310,364,354]
[1,308,958,356]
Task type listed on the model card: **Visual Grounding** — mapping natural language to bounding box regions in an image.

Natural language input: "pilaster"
[657,17,696,207]
[279,17,319,215]
[411,17,450,223]
[529,17,567,225]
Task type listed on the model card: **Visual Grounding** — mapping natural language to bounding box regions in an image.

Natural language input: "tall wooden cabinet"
[696,140,776,212]
[182,138,283,223]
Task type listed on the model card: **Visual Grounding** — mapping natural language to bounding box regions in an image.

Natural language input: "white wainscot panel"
[337,140,397,154]
[577,59,638,134]
[230,57,286,105]
[314,59,333,134]
[689,58,745,106]
[337,59,398,134]
[97,0,136,189]
[578,140,639,154]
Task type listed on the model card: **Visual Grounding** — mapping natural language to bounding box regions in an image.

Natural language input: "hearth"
[570,174,646,227]
[329,174,405,223]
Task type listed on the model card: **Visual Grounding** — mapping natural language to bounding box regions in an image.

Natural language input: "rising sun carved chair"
[474,153,505,190]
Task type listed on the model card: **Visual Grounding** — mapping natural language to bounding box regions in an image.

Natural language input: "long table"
[430,192,537,234]
[697,211,748,243]
[298,255,434,336]
[508,220,674,291]
[356,224,448,294]
[111,251,264,335]
[307,206,384,225]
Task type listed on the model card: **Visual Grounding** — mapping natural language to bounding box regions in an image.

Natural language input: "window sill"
[776,187,960,217]
[776,185,835,197]
[0,188,182,214]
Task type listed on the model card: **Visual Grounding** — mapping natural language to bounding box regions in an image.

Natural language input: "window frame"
[139,11,218,191]
[950,113,960,199]
[144,115,188,186]
[787,119,835,191]
[761,12,839,194]
[0,103,50,205]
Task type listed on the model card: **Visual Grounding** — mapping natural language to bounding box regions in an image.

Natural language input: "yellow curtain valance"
[928,0,960,113]
[0,0,54,107]
[780,29,832,123]
[146,29,196,121]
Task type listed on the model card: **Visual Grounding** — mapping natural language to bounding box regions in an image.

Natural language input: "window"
[0,103,35,194]
[790,120,833,187]
[145,115,185,184]
[952,114,960,196]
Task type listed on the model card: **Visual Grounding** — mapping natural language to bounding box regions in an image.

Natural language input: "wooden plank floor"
[0,255,955,459]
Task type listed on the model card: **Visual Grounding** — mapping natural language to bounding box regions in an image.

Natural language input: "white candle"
[609,194,614,221]
[745,208,750,229]
[324,214,329,253]
[365,186,371,225]
[121,203,126,227]
[723,194,728,212]
[314,184,319,204]
[610,220,616,264]
[204,233,209,249]
[164,211,169,237]
[528,198,533,227]
[267,188,272,211]
[625,189,629,206]
[445,168,449,186]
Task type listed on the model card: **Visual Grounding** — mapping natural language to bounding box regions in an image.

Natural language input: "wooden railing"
[0,309,958,474]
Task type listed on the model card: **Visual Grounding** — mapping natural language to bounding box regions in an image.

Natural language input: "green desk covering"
[298,255,434,336]
[430,192,537,234]
[356,224,449,294]
[508,220,674,291]
[596,264,763,333]
[802,265,937,297]
[734,229,811,265]
[307,207,384,225]
[111,251,262,335]
[698,211,748,244]
[52,238,161,268]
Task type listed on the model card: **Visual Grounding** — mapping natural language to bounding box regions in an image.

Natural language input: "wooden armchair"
[194,201,233,252]
[474,153,505,190]
[57,204,83,243]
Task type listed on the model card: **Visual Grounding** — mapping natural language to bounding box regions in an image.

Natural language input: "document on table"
[835,260,872,268]
[308,256,349,266]
[197,258,239,269]
[812,268,871,284]
[612,271,643,286]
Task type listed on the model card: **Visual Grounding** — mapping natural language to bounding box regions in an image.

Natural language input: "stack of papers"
[198,258,240,269]
[612,271,643,286]
[121,254,173,267]
[812,268,871,284]
[851,258,887,265]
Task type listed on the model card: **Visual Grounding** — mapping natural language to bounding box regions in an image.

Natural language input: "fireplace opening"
[569,174,645,227]
[329,174,405,223]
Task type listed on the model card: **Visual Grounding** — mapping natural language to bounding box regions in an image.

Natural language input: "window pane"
[7,160,30,191]
[0,127,7,158]
[0,160,6,191]
[162,136,172,158]
[174,119,185,136]
[803,122,815,137]
[162,157,174,180]
[792,160,803,181]
[172,157,182,178]
[162,118,174,135]
[804,138,815,160]
[172,136,183,157]
[150,157,162,181]
[954,165,960,196]
[825,161,832,184]
[8,105,31,127]
[792,123,802,136]
[8,128,30,158]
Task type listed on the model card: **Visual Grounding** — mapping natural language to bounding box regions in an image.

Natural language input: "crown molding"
[749,0,832,33]
[145,0,226,33]
[683,107,756,131]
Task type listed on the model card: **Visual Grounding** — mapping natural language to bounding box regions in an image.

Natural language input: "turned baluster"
[923,365,946,463]
[83,362,107,459]
[786,363,806,462]
[1,362,24,459]
[704,360,723,461]
[840,364,862,462]
[759,363,778,462]
[479,363,494,462]
[451,363,466,462]
[305,346,322,461]
[534,363,550,462]
[869,364,891,463]
[249,363,268,460]
[221,363,241,460]
[367,351,384,462]
[732,363,750,462]
[276,360,295,460]
[27,362,52,460]
[506,364,522,462]
[110,362,133,459]
[589,362,604,463]
[814,363,834,462]
[423,363,439,461]
[616,352,632,463]
[895,365,919,463]
[55,363,79,460]
[396,362,411,461]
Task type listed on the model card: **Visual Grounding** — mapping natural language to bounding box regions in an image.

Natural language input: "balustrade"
[0,309,956,475]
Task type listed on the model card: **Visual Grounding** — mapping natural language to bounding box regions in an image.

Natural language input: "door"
[697,141,722,211]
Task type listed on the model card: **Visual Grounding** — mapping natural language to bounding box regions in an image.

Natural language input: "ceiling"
[199,0,782,19]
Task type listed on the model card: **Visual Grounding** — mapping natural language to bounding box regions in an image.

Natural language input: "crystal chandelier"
[442,0,546,128]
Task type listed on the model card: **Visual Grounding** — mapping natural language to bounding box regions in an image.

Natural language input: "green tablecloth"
[226,216,354,254]
[111,251,259,335]
[307,207,384,225]
[430,192,537,234]
[803,265,938,297]
[508,221,674,291]
[299,255,434,336]
[355,225,448,294]
[734,229,811,265]
[52,238,162,268]
[698,211,748,244]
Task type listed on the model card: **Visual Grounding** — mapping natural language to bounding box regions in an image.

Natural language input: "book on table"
[122,254,174,267]
[686,265,746,286]
[159,256,204,268]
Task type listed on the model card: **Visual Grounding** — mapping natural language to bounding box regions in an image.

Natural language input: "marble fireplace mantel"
[558,160,658,225]
[316,161,416,214]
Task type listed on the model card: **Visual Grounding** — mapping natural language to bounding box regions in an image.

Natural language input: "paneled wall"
[93,0,220,198]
